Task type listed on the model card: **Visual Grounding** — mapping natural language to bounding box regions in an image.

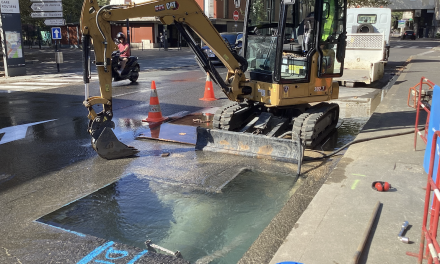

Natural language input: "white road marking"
[12,82,69,86]
[113,91,140,97]
[393,46,403,48]
[0,85,48,90]
[409,46,419,49]
[0,74,97,92]
[417,51,435,56]
[0,119,57,145]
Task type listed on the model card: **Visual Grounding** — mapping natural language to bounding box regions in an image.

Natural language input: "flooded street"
[36,94,377,263]
[38,170,296,264]
[0,41,424,263]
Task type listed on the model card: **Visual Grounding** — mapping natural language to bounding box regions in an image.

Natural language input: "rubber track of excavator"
[213,102,252,131]
[292,103,339,148]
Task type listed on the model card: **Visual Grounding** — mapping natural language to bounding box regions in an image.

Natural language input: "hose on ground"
[304,128,423,161]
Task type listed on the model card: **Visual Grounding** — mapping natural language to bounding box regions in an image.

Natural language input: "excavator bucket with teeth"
[92,127,139,160]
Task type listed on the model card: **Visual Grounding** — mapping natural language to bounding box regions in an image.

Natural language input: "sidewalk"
[269,46,440,262]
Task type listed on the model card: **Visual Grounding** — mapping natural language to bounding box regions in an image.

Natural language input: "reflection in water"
[320,117,370,151]
[38,171,297,263]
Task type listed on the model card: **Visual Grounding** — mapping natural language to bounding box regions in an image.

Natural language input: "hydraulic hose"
[304,128,423,161]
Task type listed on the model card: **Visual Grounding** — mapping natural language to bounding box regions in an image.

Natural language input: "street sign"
[51,27,62,40]
[233,10,239,21]
[398,20,406,28]
[1,0,20,13]
[31,12,63,18]
[31,2,62,12]
[44,18,65,26]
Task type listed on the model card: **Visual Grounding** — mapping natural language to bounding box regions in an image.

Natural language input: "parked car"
[202,32,243,64]
[401,30,416,40]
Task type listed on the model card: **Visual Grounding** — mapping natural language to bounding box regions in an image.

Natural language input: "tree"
[62,0,83,24]
[347,0,389,8]
[98,0,111,5]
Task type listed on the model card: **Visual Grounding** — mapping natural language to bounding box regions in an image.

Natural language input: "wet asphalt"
[0,39,438,263]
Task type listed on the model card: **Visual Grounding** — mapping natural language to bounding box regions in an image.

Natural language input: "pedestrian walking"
[159,33,164,50]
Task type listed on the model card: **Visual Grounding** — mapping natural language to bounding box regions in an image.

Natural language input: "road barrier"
[407,131,440,264]
[407,77,434,149]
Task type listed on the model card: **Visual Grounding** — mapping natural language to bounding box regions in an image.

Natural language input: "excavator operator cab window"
[244,0,280,83]
[279,3,315,81]
[318,0,346,77]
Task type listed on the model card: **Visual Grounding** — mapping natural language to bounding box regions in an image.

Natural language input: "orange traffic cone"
[142,81,168,123]
[200,73,217,101]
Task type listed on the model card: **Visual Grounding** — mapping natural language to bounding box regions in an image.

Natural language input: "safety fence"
[406,131,440,264]
[407,77,435,149]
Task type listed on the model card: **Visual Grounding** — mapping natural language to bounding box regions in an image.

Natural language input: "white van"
[334,8,391,86]
[346,8,391,58]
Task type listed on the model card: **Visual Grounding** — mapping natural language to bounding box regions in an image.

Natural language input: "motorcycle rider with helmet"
[116,32,130,75]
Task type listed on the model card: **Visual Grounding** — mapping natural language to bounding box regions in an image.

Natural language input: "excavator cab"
[244,0,346,83]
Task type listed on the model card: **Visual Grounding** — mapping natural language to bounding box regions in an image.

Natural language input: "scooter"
[111,51,140,83]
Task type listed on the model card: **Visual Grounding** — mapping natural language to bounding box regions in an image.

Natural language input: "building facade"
[110,0,245,48]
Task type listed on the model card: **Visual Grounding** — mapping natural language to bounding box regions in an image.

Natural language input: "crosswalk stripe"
[393,46,403,48]
[33,78,84,82]
[0,73,98,92]
[12,82,70,86]
[0,85,48,90]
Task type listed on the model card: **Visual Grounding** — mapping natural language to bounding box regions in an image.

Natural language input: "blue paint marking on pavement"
[127,250,149,264]
[50,225,87,237]
[77,242,148,264]
[424,85,440,182]
[276,262,304,264]
[77,241,114,264]
[105,247,129,259]
[36,221,86,237]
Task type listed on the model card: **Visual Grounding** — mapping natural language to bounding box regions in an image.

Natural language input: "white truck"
[335,8,391,87]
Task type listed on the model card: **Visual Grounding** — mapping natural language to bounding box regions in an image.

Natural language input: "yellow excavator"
[80,0,347,164]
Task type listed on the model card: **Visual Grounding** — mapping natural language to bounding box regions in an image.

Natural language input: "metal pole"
[126,19,130,45]
[351,201,381,264]
[56,40,60,73]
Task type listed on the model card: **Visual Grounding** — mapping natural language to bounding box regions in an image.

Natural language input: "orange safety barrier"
[407,131,440,264]
[407,77,434,149]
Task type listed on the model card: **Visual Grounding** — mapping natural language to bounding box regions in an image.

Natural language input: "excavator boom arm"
[81,0,247,107]
[80,0,248,159]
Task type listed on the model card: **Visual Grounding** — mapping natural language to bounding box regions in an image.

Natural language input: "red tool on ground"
[372,181,391,192]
